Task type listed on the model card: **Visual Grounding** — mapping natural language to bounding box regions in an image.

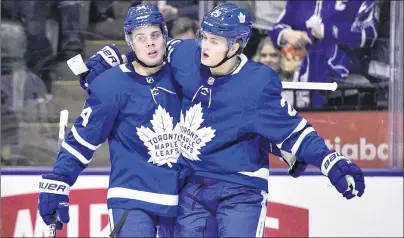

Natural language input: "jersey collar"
[200,54,248,87]
[119,62,167,86]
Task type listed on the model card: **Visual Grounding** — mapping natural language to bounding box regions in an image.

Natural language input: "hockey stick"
[58,110,69,148]
[49,110,69,238]
[345,175,359,196]
[282,81,338,91]
[67,54,89,76]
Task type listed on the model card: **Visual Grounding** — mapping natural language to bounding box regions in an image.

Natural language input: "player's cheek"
[216,49,227,62]
[160,44,166,56]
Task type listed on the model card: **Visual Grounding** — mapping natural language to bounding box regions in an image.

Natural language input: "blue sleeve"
[322,0,379,48]
[166,38,197,65]
[166,38,183,64]
[269,0,295,49]
[252,69,331,168]
[53,73,120,185]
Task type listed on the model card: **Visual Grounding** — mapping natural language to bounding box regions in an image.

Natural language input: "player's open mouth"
[148,50,158,57]
[202,52,209,59]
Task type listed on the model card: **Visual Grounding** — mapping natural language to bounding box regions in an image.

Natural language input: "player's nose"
[146,38,154,47]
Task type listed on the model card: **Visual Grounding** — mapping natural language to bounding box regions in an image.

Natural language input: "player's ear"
[228,41,241,56]
[126,33,135,52]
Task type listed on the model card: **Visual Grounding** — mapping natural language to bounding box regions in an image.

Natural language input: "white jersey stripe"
[62,141,92,164]
[71,126,101,150]
[107,187,178,206]
[291,127,315,155]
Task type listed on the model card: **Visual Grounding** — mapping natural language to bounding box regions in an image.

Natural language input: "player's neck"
[132,61,163,76]
[210,56,240,76]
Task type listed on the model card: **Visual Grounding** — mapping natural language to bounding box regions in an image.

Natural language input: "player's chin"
[201,57,217,67]
[144,55,164,66]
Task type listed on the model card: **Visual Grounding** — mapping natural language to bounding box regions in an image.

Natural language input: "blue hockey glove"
[38,174,71,230]
[81,45,136,92]
[321,152,365,199]
[79,44,124,92]
[67,44,134,92]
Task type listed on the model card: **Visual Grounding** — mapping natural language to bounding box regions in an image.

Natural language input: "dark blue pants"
[109,208,175,237]
[174,176,268,237]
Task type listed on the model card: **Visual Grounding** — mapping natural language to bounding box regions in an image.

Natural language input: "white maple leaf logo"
[238,12,246,23]
[179,103,216,161]
[137,105,181,167]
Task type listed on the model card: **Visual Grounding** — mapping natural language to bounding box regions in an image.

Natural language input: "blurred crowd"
[0,0,394,166]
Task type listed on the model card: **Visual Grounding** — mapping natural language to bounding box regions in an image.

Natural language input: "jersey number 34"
[80,107,92,127]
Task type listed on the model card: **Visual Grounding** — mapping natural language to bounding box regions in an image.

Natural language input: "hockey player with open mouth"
[72,3,365,237]
[38,3,183,237]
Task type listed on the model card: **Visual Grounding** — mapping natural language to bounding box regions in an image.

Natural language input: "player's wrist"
[320,152,347,176]
[97,45,123,64]
[53,156,85,186]
[39,174,71,195]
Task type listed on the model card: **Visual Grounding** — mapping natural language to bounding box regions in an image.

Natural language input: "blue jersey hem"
[107,198,178,217]
[193,171,269,192]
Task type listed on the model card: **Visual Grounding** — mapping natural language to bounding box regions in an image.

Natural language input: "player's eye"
[151,32,162,39]
[135,35,146,42]
[210,39,219,45]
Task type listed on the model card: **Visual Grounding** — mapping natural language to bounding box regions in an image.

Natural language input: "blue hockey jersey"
[53,63,182,216]
[269,0,378,86]
[167,39,332,192]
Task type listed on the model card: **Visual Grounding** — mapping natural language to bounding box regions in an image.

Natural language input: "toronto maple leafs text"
[179,126,203,155]
[148,133,181,158]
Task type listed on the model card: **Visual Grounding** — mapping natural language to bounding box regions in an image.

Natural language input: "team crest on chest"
[146,77,154,84]
[207,77,215,85]
[179,103,216,161]
[136,105,181,167]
